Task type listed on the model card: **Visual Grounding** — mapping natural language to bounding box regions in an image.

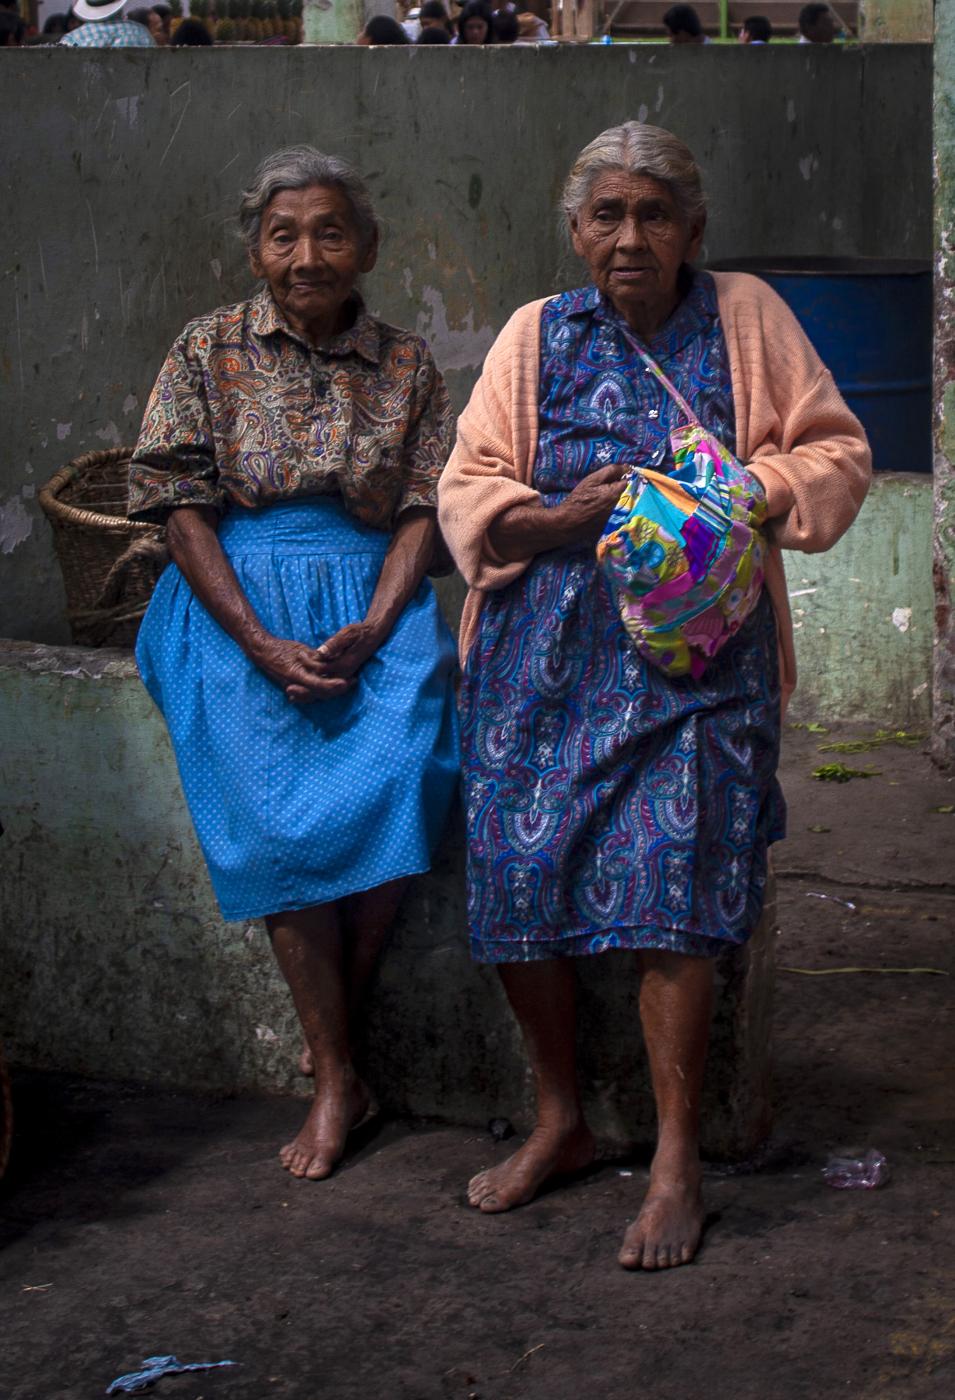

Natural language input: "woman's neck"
[283,296,357,350]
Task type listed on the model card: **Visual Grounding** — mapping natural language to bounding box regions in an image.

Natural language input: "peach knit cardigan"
[437,271,872,708]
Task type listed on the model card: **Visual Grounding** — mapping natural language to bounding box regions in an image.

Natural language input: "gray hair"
[238,146,379,255]
[561,123,706,229]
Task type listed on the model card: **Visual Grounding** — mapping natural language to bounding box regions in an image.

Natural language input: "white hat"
[72,0,129,21]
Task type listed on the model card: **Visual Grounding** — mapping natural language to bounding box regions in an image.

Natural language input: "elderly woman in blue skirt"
[128,147,459,1181]
[439,123,869,1269]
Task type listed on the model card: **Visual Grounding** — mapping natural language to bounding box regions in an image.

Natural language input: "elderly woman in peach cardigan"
[438,123,870,1272]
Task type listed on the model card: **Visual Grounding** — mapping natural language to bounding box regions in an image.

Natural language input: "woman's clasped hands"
[251,622,384,705]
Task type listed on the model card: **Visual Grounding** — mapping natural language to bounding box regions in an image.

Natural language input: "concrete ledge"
[0,638,775,1160]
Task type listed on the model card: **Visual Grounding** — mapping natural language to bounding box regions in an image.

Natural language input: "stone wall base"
[0,640,775,1161]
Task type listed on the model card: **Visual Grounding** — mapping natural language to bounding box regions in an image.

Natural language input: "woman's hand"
[315,621,386,682]
[488,464,628,561]
[553,464,629,543]
[248,634,355,705]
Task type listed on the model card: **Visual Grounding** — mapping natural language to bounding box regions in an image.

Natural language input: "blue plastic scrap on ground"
[105,1355,237,1394]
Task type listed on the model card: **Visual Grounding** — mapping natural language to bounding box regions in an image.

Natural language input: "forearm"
[166,506,271,661]
[364,509,437,640]
[487,501,579,562]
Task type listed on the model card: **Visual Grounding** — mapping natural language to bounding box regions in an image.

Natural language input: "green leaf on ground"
[817,729,927,755]
[931,804,955,814]
[811,763,882,783]
[807,824,831,833]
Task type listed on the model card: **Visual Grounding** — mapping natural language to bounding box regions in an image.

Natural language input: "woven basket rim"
[38,447,156,535]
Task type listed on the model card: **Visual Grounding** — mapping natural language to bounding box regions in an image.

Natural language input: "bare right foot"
[467,1120,596,1213]
[298,1041,314,1077]
[279,1071,370,1181]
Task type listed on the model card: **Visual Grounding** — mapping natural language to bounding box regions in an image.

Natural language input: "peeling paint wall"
[0,46,931,646]
[788,474,934,726]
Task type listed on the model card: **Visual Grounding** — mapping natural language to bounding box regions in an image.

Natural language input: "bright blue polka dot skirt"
[136,497,460,922]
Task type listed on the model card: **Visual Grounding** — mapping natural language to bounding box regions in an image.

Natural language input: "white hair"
[561,123,706,228]
[238,146,379,254]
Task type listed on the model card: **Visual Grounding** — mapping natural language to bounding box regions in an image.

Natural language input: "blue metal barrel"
[708,258,932,473]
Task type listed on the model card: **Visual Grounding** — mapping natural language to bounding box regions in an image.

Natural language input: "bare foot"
[298,1041,314,1077]
[618,1162,704,1271]
[279,1071,370,1181]
[467,1119,596,1213]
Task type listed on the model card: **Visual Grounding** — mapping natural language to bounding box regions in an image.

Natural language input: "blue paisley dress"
[462,273,785,963]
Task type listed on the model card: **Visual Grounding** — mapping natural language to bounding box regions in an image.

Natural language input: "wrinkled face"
[463,16,488,41]
[570,171,703,328]
[249,184,377,336]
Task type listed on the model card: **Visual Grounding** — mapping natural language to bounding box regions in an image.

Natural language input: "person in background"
[798,3,839,42]
[128,6,164,42]
[492,8,519,42]
[515,10,550,42]
[454,1,493,44]
[171,16,211,44]
[417,23,451,42]
[59,0,156,45]
[419,1,451,36]
[738,14,771,43]
[0,8,24,43]
[42,11,72,36]
[662,3,706,43]
[358,14,411,43]
[151,0,172,41]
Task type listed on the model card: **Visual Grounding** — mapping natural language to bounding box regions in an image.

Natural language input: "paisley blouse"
[127,287,453,531]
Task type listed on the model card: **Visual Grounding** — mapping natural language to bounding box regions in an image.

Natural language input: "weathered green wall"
[0,44,933,653]
[933,3,955,762]
[787,474,933,726]
[0,638,775,1159]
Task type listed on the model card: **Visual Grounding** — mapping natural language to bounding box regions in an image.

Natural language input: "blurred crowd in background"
[0,0,851,48]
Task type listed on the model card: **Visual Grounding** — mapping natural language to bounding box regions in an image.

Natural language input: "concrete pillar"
[860,0,933,42]
[934,1,955,764]
[304,0,363,44]
[303,0,395,43]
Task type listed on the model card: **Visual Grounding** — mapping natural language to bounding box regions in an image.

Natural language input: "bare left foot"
[279,1071,370,1181]
[298,1040,314,1077]
[617,1163,704,1271]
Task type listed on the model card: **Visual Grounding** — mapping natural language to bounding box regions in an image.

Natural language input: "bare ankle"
[650,1138,702,1188]
[309,1059,359,1092]
[536,1102,587,1135]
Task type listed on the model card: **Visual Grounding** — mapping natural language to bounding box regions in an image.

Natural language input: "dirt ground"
[1,726,954,1400]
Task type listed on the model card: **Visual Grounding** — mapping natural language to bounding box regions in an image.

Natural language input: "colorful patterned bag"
[596,340,768,680]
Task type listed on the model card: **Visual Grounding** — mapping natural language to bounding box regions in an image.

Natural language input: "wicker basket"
[38,447,167,649]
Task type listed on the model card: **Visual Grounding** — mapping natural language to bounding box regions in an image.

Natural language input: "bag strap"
[616,323,704,431]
